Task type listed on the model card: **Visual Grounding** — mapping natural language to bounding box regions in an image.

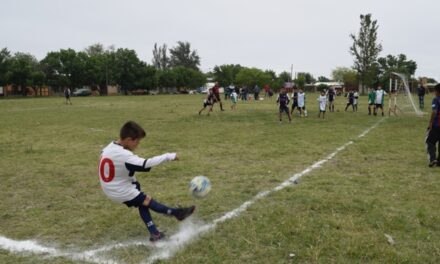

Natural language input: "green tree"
[113,48,143,94]
[350,13,382,93]
[377,54,417,90]
[172,66,206,90]
[296,72,315,84]
[169,41,200,70]
[156,69,177,91]
[331,67,358,89]
[6,52,40,96]
[0,48,11,86]
[235,68,271,88]
[317,76,331,82]
[212,64,242,87]
[294,75,306,89]
[135,64,158,90]
[152,43,169,70]
[278,71,291,82]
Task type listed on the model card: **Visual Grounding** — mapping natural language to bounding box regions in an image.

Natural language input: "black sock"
[149,199,175,215]
[139,206,159,235]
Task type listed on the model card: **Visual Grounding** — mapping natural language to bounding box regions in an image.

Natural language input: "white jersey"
[98,141,176,203]
[298,92,306,107]
[353,92,359,105]
[318,95,327,111]
[375,89,386,104]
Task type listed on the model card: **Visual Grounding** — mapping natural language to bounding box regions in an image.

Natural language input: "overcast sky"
[1,0,439,80]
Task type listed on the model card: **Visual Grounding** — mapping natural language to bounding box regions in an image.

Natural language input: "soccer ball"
[189,176,211,198]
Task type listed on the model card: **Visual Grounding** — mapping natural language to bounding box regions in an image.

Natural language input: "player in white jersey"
[98,121,195,242]
[374,85,387,116]
[297,89,307,117]
[317,91,327,118]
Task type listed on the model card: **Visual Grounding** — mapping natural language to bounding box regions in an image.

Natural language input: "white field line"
[0,119,385,264]
[146,118,385,263]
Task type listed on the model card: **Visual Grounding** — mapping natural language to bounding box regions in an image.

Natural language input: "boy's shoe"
[150,231,165,242]
[174,206,196,221]
[429,160,437,167]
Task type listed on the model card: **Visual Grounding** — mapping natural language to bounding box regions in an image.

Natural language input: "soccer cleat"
[174,205,196,221]
[429,160,437,167]
[149,231,165,242]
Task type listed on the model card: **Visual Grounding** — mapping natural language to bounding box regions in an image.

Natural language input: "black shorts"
[291,102,298,109]
[123,181,146,208]
[375,104,383,108]
[279,105,289,114]
[214,93,221,102]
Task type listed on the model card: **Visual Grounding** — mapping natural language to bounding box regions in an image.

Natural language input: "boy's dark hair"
[435,83,440,93]
[120,121,146,140]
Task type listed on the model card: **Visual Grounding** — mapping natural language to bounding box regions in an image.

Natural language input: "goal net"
[390,72,424,116]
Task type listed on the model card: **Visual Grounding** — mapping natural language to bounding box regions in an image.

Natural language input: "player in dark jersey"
[290,87,299,116]
[199,89,216,115]
[327,87,335,112]
[344,89,355,112]
[212,82,225,111]
[426,84,440,167]
[277,88,292,123]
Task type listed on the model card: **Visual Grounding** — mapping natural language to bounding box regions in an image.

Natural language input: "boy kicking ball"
[98,121,195,242]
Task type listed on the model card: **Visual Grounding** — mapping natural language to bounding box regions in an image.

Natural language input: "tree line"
[0,42,207,96]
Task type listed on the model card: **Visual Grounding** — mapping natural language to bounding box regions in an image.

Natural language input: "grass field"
[0,93,439,264]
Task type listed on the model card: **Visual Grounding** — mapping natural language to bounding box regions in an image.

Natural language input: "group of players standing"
[199,83,405,123]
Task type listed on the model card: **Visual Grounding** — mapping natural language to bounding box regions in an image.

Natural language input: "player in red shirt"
[212,82,225,111]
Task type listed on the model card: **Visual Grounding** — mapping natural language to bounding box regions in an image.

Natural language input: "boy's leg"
[138,206,160,235]
[143,197,195,221]
[426,129,438,166]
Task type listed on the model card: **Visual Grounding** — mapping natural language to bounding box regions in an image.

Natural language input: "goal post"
[390,72,424,116]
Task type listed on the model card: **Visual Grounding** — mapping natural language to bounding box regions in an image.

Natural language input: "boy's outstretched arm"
[125,153,178,172]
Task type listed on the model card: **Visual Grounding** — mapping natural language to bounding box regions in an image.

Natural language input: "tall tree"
[169,41,200,70]
[350,14,382,93]
[152,43,169,70]
[0,48,11,86]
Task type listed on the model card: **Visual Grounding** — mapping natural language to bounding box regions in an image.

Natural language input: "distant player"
[290,87,299,116]
[327,87,336,112]
[64,87,72,105]
[297,88,307,117]
[344,89,355,112]
[353,90,359,112]
[317,90,327,118]
[368,87,376,115]
[212,82,225,111]
[276,88,292,123]
[426,84,440,167]
[230,89,238,110]
[374,85,387,116]
[98,121,195,242]
[199,89,215,115]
